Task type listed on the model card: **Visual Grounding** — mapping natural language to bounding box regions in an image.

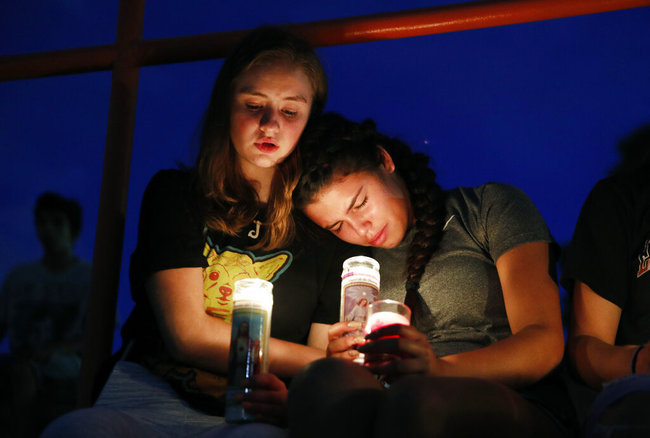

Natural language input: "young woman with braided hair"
[288,113,575,438]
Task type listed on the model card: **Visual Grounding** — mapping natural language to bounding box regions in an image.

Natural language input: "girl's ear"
[378,146,396,174]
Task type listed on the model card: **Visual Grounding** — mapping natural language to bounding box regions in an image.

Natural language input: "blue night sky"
[1,1,649,352]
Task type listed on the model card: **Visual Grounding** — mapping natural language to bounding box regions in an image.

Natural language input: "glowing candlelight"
[366,311,410,333]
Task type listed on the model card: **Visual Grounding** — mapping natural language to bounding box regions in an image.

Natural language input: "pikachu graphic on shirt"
[202,243,291,323]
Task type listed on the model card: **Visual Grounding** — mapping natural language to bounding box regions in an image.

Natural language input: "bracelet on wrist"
[631,344,646,374]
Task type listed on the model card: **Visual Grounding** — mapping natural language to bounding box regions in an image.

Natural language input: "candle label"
[340,256,380,325]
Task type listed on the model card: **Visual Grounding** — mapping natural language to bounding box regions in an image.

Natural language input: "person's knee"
[288,358,382,438]
[375,375,450,438]
[289,358,379,408]
[376,376,529,438]
[292,358,377,390]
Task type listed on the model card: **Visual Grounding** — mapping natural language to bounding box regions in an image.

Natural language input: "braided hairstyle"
[295,113,446,321]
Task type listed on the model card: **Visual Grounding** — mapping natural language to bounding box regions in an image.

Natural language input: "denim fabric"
[41,361,288,438]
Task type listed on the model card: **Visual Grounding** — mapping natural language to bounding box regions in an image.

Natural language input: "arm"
[307,322,330,351]
[568,280,649,389]
[363,241,565,387]
[439,241,564,386]
[147,267,326,379]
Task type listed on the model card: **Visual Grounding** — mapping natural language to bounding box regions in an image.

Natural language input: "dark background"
[2,1,649,353]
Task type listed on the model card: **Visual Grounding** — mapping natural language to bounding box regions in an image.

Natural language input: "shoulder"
[586,176,623,202]
[4,261,43,280]
[446,182,537,215]
[144,168,194,196]
[585,174,647,210]
[1,262,43,293]
[446,182,553,257]
[573,175,648,236]
[136,168,204,246]
[477,181,531,201]
[448,181,528,199]
[141,168,197,212]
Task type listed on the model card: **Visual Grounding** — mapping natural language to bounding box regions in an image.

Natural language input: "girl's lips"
[255,137,279,153]
[368,225,387,247]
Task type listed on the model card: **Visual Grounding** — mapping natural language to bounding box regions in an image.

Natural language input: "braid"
[382,138,446,324]
[406,170,446,324]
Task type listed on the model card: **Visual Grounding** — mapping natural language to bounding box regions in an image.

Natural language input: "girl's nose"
[259,107,280,134]
[352,216,372,239]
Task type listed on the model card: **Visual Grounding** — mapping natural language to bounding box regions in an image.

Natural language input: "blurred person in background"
[0,192,92,437]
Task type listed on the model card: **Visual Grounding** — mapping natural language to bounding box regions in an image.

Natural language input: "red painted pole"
[1,0,648,81]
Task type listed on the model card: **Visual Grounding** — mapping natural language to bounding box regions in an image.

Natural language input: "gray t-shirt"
[373,182,555,358]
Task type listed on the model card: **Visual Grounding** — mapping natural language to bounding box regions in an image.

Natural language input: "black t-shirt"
[561,174,650,345]
[120,169,366,413]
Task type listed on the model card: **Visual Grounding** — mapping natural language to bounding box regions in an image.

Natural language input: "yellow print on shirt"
[202,244,291,323]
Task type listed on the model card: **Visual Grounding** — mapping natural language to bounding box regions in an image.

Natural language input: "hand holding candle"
[361,300,411,370]
[361,318,446,383]
[367,308,411,333]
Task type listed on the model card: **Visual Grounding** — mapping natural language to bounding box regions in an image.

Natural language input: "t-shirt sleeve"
[311,237,372,325]
[561,179,629,307]
[129,169,207,295]
[479,182,556,263]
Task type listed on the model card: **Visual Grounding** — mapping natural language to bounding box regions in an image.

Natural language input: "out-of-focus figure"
[0,192,92,437]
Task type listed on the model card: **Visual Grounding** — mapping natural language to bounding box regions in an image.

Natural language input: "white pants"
[41,361,288,438]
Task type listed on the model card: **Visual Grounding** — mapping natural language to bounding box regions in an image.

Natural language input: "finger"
[250,373,286,391]
[327,335,366,356]
[358,337,432,363]
[365,324,423,341]
[242,389,287,405]
[329,346,363,361]
[358,337,404,355]
[366,356,429,377]
[329,321,364,341]
[241,399,287,425]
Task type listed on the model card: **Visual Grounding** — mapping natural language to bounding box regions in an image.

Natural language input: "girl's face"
[303,154,413,248]
[230,61,313,179]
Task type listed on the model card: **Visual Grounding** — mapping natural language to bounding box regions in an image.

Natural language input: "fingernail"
[348,349,359,357]
[348,321,363,328]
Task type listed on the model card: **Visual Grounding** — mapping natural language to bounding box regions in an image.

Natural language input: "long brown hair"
[196,27,327,250]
